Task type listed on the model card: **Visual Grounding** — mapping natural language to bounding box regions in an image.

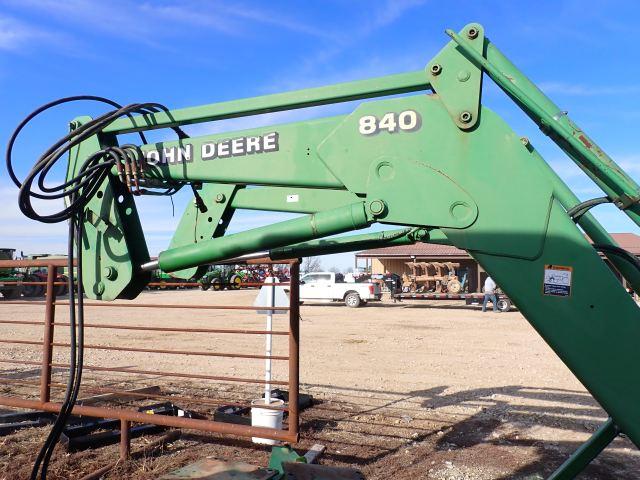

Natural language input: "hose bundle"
[5,96,185,479]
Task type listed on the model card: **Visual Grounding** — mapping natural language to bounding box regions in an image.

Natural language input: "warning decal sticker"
[543,265,573,297]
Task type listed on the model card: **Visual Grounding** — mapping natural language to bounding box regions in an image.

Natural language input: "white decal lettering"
[262,132,278,152]
[145,150,161,165]
[246,136,261,154]
[231,137,245,156]
[163,146,177,164]
[180,144,193,163]
[218,140,230,158]
[202,142,216,160]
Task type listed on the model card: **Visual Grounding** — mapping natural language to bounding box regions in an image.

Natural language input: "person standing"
[482,276,499,313]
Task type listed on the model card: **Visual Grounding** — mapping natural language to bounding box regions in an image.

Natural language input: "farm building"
[355,232,640,293]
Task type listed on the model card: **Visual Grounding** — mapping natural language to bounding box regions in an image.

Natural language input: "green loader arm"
[66,23,640,479]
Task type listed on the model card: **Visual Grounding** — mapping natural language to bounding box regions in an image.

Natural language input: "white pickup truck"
[299,272,382,307]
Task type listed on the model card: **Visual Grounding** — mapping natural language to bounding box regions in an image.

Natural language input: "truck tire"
[1,287,21,300]
[497,298,512,312]
[344,292,362,308]
[54,275,68,297]
[23,274,41,297]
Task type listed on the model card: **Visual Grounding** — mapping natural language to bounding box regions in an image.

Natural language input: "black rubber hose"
[567,196,610,221]
[6,96,186,480]
[593,243,640,272]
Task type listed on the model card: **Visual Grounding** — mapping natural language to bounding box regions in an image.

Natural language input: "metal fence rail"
[0,259,301,459]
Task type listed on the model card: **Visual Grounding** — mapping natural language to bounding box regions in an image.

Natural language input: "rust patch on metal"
[578,134,593,149]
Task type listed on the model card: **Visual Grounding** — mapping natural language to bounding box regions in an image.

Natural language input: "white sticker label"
[286,194,299,203]
[543,265,572,297]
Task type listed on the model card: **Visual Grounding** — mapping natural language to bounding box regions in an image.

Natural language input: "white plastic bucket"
[251,398,284,445]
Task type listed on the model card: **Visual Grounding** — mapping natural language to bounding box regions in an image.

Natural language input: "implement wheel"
[497,298,512,312]
[229,275,241,290]
[447,279,462,294]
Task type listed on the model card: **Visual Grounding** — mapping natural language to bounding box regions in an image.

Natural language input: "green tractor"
[199,266,242,291]
[0,248,23,300]
[150,270,177,289]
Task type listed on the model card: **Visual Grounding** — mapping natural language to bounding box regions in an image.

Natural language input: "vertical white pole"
[265,276,275,405]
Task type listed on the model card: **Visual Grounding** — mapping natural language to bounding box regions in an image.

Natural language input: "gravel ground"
[0,289,638,479]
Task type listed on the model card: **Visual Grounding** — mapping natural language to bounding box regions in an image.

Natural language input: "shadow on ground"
[299,383,638,479]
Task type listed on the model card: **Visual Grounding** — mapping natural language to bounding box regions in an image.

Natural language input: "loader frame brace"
[66,23,640,479]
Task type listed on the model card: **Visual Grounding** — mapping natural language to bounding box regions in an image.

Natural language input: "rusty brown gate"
[0,258,300,468]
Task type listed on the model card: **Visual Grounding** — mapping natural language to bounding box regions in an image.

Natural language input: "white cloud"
[546,153,640,184]
[615,154,640,175]
[0,13,68,52]
[361,0,427,35]
[263,0,429,92]
[203,2,339,40]
[5,0,336,46]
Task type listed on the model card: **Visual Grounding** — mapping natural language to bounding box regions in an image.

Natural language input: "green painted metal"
[140,117,344,188]
[231,187,361,214]
[269,227,449,260]
[448,30,640,226]
[318,96,550,257]
[317,96,483,230]
[457,199,640,445]
[0,248,22,299]
[158,202,373,272]
[428,22,484,130]
[168,183,240,280]
[102,71,431,135]
[62,23,640,478]
[271,228,415,260]
[268,446,306,478]
[66,117,150,300]
[548,418,619,480]
[530,146,640,294]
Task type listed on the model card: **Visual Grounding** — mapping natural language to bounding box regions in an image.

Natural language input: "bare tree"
[328,266,341,273]
[302,256,322,273]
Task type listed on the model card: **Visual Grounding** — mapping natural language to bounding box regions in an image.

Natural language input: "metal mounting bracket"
[427,22,484,130]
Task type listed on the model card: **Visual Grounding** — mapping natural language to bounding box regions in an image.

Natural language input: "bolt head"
[430,64,442,76]
[369,200,386,216]
[413,229,429,241]
[215,193,226,203]
[457,70,471,82]
[467,27,479,39]
[103,266,118,280]
[459,111,473,124]
[96,282,105,295]
[520,137,530,146]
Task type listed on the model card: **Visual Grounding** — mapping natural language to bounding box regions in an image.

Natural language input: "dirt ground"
[0,289,638,479]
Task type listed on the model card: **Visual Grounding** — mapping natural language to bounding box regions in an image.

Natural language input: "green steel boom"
[64,23,640,479]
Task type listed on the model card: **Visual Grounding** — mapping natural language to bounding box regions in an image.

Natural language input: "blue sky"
[1,0,639,270]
